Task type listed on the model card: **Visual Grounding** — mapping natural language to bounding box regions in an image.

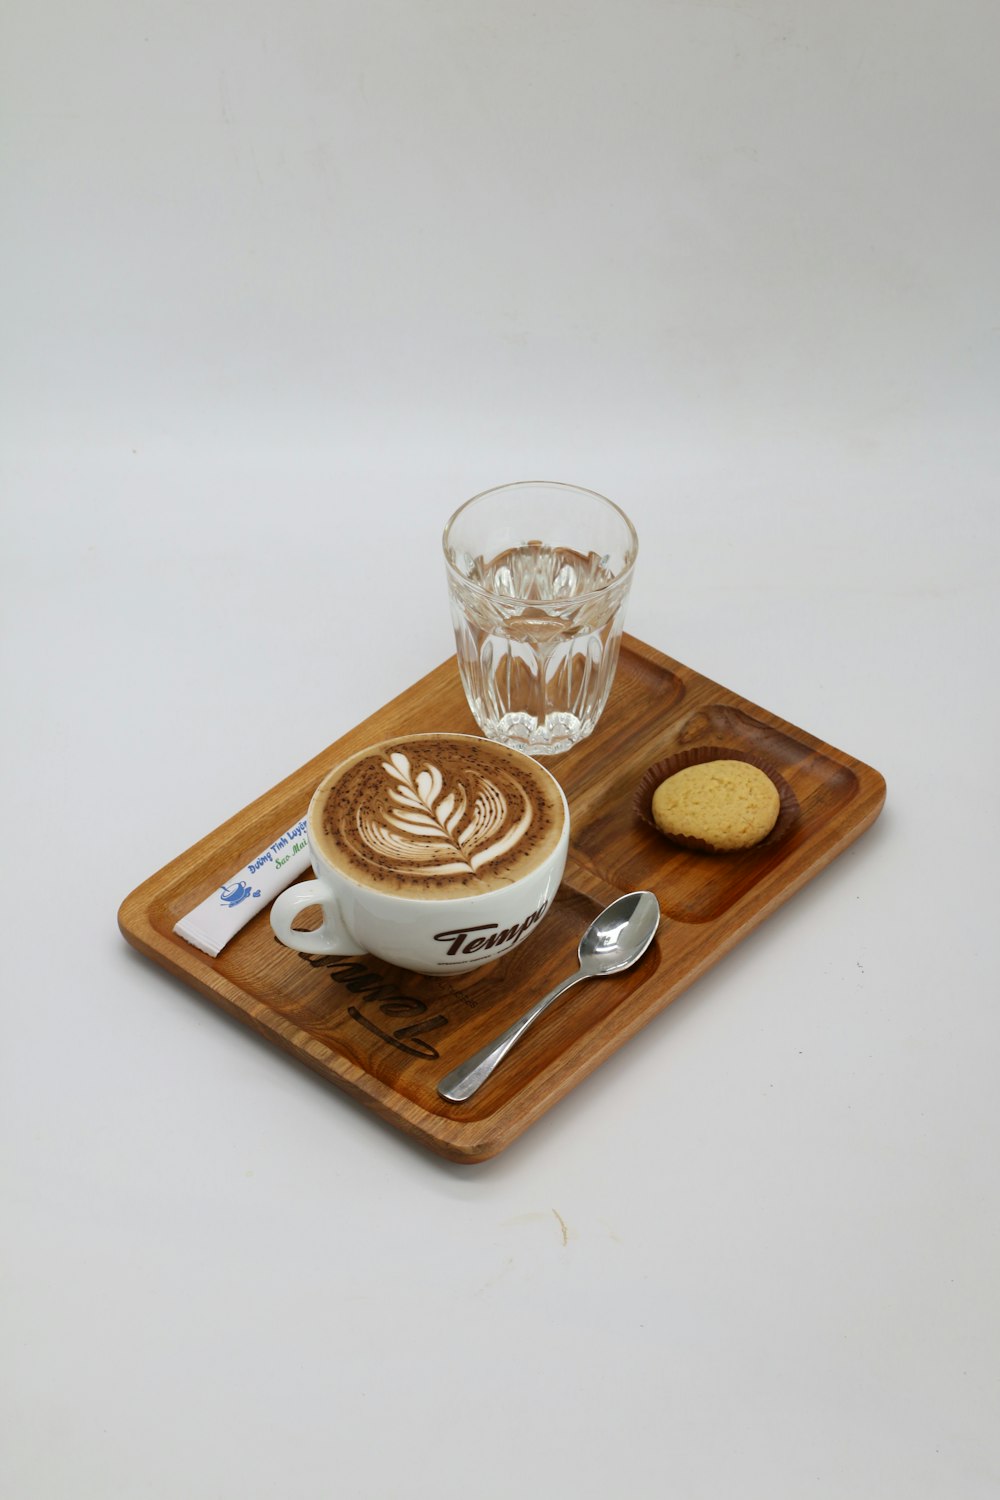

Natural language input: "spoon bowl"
[578,890,661,975]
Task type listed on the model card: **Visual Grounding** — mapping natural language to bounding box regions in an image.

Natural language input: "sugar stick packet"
[173,815,310,957]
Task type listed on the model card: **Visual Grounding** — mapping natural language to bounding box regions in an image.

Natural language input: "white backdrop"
[3,3,998,1497]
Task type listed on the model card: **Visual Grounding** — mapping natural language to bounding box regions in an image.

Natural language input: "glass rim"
[441,479,639,606]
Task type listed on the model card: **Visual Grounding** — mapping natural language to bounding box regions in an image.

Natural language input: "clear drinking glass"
[443,481,638,756]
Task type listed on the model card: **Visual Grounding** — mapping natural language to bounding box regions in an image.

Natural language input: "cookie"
[651,759,780,851]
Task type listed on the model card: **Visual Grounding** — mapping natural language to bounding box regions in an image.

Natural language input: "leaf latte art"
[356,751,534,874]
[314,735,565,898]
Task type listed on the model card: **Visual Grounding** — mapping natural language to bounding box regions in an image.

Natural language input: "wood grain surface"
[118,636,886,1162]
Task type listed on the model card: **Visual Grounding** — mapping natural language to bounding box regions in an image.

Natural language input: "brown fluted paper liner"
[633,745,800,854]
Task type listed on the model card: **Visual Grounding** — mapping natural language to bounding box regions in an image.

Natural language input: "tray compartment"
[571,702,860,923]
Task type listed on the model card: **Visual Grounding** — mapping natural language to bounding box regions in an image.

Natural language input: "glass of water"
[443,481,638,756]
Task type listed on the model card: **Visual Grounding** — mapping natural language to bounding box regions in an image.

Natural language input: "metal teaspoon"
[437,891,661,1103]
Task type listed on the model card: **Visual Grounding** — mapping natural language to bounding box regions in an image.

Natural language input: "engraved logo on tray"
[299,952,450,1059]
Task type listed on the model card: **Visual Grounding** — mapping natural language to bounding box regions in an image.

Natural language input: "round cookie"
[651,759,780,851]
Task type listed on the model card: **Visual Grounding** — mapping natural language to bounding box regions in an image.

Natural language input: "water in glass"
[448,541,631,756]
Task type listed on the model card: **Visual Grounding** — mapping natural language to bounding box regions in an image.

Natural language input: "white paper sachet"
[173,816,310,957]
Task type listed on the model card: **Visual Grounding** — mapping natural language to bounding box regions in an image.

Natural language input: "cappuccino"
[310,733,565,899]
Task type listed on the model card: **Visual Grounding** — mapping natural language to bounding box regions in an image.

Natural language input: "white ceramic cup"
[270,735,569,976]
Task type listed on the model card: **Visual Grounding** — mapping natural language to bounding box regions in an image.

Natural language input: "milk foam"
[315,736,563,896]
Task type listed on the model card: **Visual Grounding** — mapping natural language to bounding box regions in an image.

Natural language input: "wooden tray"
[118,636,885,1162]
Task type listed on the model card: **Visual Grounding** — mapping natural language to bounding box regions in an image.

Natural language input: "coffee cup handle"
[270,879,358,956]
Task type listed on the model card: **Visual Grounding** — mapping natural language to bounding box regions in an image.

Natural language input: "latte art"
[357,751,534,875]
[312,734,565,898]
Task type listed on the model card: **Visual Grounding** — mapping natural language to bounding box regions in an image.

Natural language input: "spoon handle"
[437,968,587,1103]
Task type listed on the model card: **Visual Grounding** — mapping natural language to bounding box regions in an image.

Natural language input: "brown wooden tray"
[118,636,885,1162]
